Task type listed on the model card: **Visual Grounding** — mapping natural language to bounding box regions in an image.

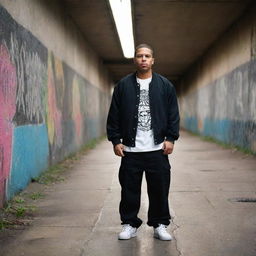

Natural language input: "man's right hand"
[114,143,125,157]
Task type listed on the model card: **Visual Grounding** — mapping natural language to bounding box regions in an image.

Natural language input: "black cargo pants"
[118,149,171,228]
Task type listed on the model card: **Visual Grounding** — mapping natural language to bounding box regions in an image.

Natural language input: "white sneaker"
[118,224,137,240]
[154,224,173,241]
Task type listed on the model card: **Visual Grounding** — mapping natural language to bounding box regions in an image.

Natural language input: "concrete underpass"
[0,1,256,255]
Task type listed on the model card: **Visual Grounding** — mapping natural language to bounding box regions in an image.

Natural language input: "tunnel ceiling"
[62,0,252,84]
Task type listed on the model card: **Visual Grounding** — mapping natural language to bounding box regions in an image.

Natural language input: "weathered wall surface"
[0,2,112,206]
[178,5,256,154]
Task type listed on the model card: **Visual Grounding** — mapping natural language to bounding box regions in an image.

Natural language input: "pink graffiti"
[0,44,17,206]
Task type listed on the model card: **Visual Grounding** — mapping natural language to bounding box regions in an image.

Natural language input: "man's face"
[134,47,154,73]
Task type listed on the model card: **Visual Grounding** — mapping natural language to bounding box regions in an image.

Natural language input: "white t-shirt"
[124,77,163,152]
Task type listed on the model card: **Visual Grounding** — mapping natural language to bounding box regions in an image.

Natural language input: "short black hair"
[134,43,154,57]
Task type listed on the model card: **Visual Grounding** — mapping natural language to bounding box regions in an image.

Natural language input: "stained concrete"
[178,4,256,154]
[1,130,256,256]
[0,0,112,90]
[171,132,256,256]
[61,0,252,82]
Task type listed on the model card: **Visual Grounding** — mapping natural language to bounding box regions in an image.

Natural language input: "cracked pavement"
[1,131,256,256]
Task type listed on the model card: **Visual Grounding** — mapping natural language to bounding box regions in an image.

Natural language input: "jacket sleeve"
[166,83,180,143]
[106,85,122,146]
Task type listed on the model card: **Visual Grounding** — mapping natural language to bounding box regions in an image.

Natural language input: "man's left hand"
[163,141,174,155]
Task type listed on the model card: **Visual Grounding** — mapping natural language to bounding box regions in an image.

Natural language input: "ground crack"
[171,218,182,256]
[79,208,104,256]
[79,172,115,256]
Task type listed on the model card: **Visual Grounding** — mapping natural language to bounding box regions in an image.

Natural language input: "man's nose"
[142,55,146,61]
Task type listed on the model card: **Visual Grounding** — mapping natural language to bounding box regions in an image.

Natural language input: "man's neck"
[136,70,152,79]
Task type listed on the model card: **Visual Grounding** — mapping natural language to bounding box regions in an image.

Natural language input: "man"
[106,44,180,241]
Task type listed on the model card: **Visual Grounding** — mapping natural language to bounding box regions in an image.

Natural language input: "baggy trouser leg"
[118,153,143,228]
[145,152,171,227]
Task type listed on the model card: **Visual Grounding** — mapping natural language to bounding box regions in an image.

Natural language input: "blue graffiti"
[184,116,256,153]
[7,124,49,199]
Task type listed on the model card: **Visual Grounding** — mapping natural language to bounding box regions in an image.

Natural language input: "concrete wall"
[0,1,112,206]
[178,4,256,154]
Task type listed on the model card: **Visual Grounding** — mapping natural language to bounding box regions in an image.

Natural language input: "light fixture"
[109,0,135,58]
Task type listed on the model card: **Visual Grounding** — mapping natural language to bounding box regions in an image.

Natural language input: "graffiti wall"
[178,5,256,154]
[0,6,110,206]
[179,59,256,153]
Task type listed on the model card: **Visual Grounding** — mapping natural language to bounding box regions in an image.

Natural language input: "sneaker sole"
[118,233,137,240]
[154,233,172,241]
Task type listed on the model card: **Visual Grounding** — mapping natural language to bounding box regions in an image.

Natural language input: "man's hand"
[163,141,174,155]
[114,143,125,157]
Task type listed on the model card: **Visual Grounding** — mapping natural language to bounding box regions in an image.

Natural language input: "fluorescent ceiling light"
[109,0,135,58]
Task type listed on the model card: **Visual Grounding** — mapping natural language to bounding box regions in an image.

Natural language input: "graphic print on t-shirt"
[138,89,151,131]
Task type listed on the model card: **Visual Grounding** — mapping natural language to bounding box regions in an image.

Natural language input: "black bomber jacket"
[106,72,180,147]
